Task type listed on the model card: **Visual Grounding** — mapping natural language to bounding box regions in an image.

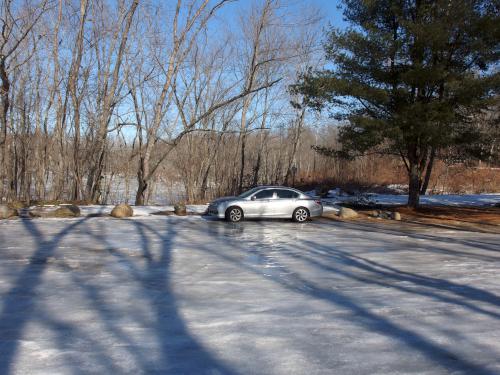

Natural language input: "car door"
[246,189,275,217]
[255,189,294,217]
[260,189,282,217]
[275,189,299,216]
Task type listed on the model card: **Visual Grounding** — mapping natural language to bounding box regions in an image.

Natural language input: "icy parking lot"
[0,216,499,375]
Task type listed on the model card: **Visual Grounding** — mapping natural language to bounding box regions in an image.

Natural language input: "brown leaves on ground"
[396,206,500,232]
[323,205,500,233]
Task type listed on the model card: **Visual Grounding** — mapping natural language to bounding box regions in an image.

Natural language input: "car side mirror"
[251,195,257,201]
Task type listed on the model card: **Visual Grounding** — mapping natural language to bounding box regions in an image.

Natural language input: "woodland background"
[1,0,498,205]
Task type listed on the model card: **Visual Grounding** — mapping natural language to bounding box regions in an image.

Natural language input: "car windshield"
[238,187,261,198]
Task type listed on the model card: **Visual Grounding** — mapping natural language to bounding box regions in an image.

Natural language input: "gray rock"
[339,207,358,219]
[28,204,81,218]
[391,212,401,221]
[366,210,380,217]
[379,211,392,219]
[28,207,45,218]
[0,204,18,219]
[111,203,134,218]
[53,205,80,218]
[174,203,187,216]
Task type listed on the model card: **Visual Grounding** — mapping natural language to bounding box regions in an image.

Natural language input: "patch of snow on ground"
[76,204,208,217]
[386,184,408,193]
[323,193,500,207]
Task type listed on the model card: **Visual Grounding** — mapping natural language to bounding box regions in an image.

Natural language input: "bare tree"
[67,0,89,200]
[0,0,51,199]
[85,0,139,202]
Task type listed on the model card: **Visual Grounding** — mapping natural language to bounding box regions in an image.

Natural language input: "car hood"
[211,196,239,204]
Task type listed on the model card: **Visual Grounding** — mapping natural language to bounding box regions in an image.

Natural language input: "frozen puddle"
[0,216,499,374]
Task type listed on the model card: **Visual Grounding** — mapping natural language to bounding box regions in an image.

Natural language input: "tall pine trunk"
[420,147,436,195]
[408,161,421,209]
[407,144,422,209]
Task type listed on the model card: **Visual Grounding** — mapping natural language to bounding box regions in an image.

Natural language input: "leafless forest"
[1,0,498,205]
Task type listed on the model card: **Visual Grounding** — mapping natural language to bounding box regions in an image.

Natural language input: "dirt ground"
[324,206,500,234]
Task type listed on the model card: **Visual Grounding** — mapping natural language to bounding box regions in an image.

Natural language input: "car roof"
[254,186,304,193]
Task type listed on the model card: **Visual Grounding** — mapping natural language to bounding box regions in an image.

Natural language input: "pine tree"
[294,0,499,208]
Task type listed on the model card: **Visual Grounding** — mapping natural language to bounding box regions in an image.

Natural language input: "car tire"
[293,207,309,222]
[226,206,243,222]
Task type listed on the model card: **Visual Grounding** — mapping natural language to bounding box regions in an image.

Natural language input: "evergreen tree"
[294,0,499,207]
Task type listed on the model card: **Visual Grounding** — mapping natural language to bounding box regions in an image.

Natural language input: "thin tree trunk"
[69,0,89,201]
[284,108,305,185]
[135,157,147,205]
[87,0,139,202]
[0,59,11,198]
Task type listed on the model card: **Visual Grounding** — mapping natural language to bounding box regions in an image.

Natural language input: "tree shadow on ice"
[202,220,499,375]
[0,217,237,375]
[298,238,500,317]
[0,217,95,374]
[108,218,237,374]
[332,220,500,255]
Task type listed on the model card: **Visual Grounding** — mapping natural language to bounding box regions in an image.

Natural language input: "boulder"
[28,204,80,218]
[53,205,80,218]
[174,203,187,216]
[391,212,402,221]
[28,207,45,218]
[366,210,381,218]
[111,203,134,218]
[339,207,358,219]
[378,211,392,219]
[0,204,18,219]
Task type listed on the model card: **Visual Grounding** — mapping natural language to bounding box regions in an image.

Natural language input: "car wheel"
[226,206,243,222]
[293,207,309,222]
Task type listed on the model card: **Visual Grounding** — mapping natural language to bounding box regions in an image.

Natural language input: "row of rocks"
[0,204,82,219]
[1,203,190,220]
[338,207,401,221]
[1,203,123,219]
[367,210,401,220]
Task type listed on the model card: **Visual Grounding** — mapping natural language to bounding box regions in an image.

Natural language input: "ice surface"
[0,216,499,374]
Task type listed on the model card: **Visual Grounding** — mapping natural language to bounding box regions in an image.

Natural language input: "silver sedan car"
[207,186,323,222]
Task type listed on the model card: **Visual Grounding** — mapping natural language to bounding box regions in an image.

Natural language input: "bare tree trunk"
[69,0,89,201]
[238,126,248,192]
[284,108,305,185]
[251,88,270,186]
[406,143,429,209]
[87,0,139,202]
[0,59,10,197]
[135,157,148,205]
[420,147,436,195]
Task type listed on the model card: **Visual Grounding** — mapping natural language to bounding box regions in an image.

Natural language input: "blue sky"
[215,0,347,30]
[307,0,346,27]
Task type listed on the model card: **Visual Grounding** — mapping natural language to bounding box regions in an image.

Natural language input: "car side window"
[254,189,274,199]
[277,189,299,199]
